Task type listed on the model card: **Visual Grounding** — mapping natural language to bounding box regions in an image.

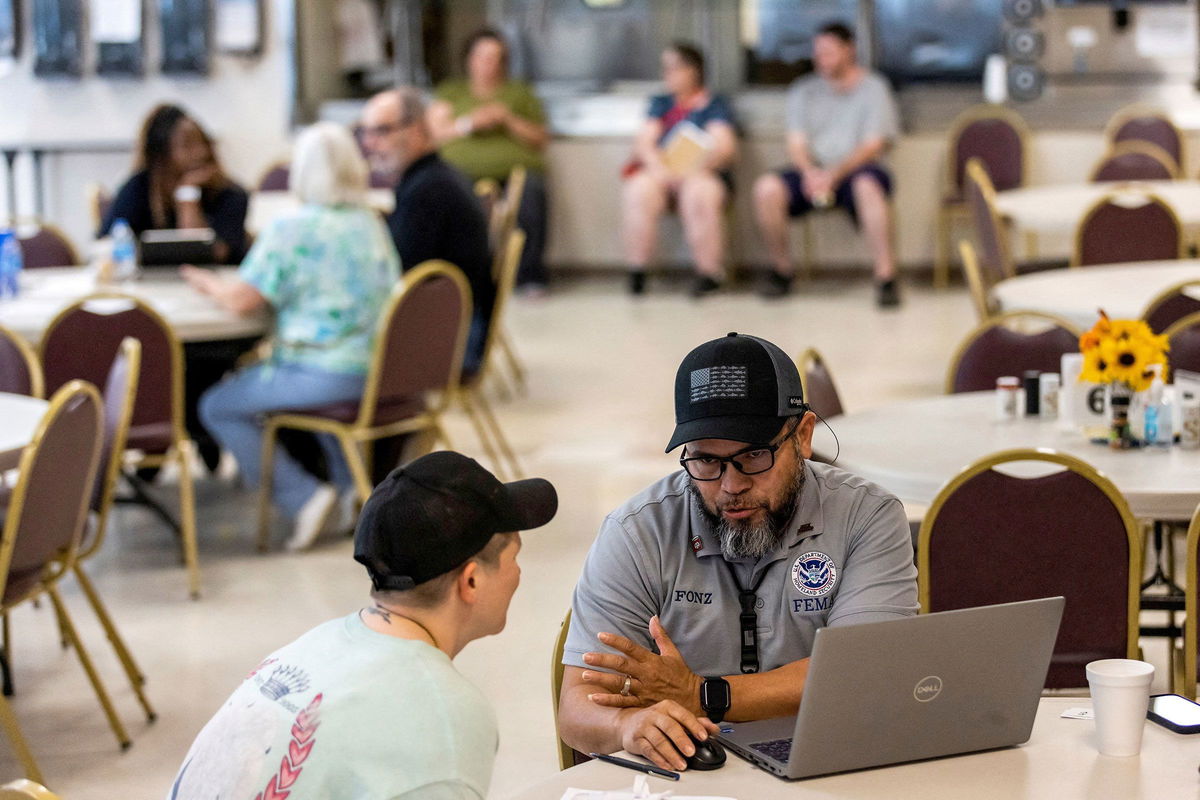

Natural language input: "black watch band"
[699,676,731,724]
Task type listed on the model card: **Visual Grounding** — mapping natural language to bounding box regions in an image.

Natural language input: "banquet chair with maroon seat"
[0,325,42,398]
[16,223,79,269]
[945,311,1082,394]
[1090,141,1180,182]
[796,347,844,420]
[0,780,59,800]
[963,158,1016,289]
[256,162,290,191]
[936,105,1030,287]
[39,295,200,598]
[0,381,129,783]
[1165,311,1200,378]
[1143,280,1200,334]
[257,261,471,550]
[918,449,1141,689]
[1105,105,1185,174]
[1072,192,1184,268]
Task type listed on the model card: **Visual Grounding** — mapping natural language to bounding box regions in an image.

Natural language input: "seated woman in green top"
[428,28,550,292]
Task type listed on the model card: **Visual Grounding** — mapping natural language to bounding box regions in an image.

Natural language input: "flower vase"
[1107,383,1135,449]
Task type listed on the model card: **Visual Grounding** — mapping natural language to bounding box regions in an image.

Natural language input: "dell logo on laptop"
[913,676,943,702]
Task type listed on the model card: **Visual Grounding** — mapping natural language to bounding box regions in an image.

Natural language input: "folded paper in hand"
[660,121,714,177]
[560,774,736,800]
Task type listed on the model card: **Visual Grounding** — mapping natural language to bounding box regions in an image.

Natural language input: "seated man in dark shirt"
[361,88,495,373]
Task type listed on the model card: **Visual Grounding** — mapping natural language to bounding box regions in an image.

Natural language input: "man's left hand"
[581,616,703,714]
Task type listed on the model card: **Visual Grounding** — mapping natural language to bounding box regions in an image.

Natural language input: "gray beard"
[688,462,806,560]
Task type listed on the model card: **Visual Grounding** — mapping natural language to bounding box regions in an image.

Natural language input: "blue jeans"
[199,362,365,517]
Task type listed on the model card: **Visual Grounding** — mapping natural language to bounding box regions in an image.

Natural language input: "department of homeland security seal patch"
[791,552,837,597]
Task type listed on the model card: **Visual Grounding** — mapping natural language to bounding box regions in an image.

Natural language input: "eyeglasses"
[679,422,800,481]
[358,121,405,140]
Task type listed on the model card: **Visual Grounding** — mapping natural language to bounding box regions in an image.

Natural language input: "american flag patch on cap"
[690,365,748,402]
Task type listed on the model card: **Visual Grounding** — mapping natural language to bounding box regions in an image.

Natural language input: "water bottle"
[0,228,22,298]
[111,218,138,281]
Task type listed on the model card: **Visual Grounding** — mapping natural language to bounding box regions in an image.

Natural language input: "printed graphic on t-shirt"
[167,663,323,800]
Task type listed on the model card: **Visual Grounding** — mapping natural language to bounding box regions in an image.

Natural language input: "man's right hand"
[616,700,719,771]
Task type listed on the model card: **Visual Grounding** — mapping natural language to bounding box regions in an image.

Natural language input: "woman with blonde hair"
[183,122,400,551]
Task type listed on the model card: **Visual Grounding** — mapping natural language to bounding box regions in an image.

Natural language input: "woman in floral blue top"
[183,122,400,551]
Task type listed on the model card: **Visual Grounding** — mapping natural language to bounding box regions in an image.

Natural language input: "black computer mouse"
[685,734,727,771]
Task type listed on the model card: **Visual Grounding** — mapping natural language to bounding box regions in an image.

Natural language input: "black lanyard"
[722,560,770,674]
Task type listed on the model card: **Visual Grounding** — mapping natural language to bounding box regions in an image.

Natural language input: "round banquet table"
[993,180,1200,236]
[810,393,1200,520]
[991,260,1200,331]
[0,393,47,470]
[0,266,268,344]
[508,698,1195,800]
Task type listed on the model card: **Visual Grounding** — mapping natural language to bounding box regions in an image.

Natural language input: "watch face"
[702,678,731,710]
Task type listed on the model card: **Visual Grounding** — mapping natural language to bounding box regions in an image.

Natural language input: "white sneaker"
[287,485,337,552]
[327,489,360,537]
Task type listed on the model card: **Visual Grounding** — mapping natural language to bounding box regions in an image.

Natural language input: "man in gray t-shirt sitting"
[752,23,901,306]
[558,333,917,772]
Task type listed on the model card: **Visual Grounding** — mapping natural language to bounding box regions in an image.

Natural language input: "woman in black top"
[100,104,249,263]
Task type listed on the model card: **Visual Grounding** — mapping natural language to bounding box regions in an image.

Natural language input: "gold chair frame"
[1184,504,1200,700]
[256,261,472,550]
[917,448,1143,671]
[0,323,43,398]
[958,239,992,323]
[1104,103,1185,175]
[39,293,201,598]
[1070,190,1186,268]
[0,382,127,783]
[73,337,156,723]
[550,609,574,771]
[14,219,81,268]
[1162,310,1200,383]
[963,157,1017,282]
[943,310,1083,394]
[85,183,112,234]
[0,779,59,800]
[795,347,843,416]
[936,104,1032,288]
[457,230,526,481]
[1141,279,1200,329]
[1089,140,1182,182]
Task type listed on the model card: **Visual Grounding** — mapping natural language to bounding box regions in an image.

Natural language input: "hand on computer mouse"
[685,733,727,771]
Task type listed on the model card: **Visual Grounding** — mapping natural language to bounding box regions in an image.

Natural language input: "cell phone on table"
[1147,693,1200,733]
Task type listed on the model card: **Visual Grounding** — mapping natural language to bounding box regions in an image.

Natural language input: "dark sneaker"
[628,270,647,296]
[876,279,901,308]
[690,275,721,298]
[758,270,793,299]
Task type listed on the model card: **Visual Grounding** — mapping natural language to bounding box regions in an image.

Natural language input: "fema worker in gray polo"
[558,332,917,771]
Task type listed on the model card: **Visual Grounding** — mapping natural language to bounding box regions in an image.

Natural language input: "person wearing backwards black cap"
[166,451,557,800]
[558,332,916,772]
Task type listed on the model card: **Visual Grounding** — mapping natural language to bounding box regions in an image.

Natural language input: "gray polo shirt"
[564,461,917,677]
[785,71,899,169]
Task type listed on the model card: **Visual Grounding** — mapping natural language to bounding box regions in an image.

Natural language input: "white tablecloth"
[0,267,268,344]
[811,392,1200,520]
[991,261,1200,330]
[994,180,1200,235]
[508,698,1195,800]
[0,393,47,469]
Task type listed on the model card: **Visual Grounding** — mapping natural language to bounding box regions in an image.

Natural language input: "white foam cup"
[1085,659,1155,756]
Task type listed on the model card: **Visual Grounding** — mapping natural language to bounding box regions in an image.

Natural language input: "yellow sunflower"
[1078,314,1169,392]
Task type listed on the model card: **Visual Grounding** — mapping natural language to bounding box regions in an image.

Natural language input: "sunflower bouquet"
[1078,312,1169,392]
[1078,311,1169,448]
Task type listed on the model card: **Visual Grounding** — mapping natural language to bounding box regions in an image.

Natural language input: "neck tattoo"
[365,603,439,649]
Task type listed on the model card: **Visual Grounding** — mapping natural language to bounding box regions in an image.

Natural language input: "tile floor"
[0,276,1181,798]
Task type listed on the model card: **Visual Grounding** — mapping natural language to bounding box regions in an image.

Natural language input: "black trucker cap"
[665,332,807,452]
[353,451,557,591]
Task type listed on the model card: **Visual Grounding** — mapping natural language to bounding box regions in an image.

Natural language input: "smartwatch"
[174,185,201,203]
[699,676,731,724]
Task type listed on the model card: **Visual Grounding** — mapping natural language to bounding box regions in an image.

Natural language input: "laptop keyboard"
[749,737,793,763]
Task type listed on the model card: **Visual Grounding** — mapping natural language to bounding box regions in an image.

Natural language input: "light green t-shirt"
[166,614,498,800]
[239,204,400,375]
[435,79,547,180]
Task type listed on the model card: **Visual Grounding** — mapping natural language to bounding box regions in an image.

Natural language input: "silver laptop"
[716,597,1064,780]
